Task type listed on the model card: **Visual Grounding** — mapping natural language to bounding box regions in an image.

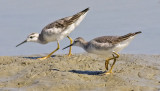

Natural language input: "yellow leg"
[105,56,114,70]
[67,36,73,56]
[105,52,120,75]
[105,55,116,74]
[38,41,60,60]
[113,51,120,58]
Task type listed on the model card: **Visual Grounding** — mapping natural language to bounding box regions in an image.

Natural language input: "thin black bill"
[16,40,27,47]
[62,44,74,50]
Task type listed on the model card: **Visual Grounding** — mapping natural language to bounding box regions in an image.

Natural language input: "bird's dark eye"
[30,36,33,38]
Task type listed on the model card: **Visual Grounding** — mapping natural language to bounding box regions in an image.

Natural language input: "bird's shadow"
[49,68,104,75]
[49,68,61,71]
[69,70,104,75]
[23,55,56,59]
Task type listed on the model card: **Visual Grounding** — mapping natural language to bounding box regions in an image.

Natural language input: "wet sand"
[0,54,160,91]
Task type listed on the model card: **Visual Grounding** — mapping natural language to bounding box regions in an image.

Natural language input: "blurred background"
[0,0,160,56]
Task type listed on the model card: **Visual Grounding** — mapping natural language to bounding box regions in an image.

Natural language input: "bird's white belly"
[113,37,134,52]
[86,46,113,57]
[89,49,113,57]
[59,24,76,40]
[114,42,129,52]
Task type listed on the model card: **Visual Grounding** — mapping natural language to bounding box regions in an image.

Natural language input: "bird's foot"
[100,70,112,75]
[67,53,72,57]
[37,56,49,60]
[104,71,112,75]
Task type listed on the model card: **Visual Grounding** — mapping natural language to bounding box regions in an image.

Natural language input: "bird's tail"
[134,31,142,35]
[66,8,89,25]
[120,31,141,39]
[113,31,142,44]
[79,7,89,14]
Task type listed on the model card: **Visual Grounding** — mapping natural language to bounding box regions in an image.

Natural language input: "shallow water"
[0,0,160,56]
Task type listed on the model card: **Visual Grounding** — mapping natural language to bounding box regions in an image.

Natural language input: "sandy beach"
[0,53,160,91]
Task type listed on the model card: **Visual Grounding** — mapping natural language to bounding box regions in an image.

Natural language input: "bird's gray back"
[41,8,89,35]
[92,31,141,45]
[85,36,118,51]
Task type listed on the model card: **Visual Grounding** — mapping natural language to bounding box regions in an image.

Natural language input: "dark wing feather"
[93,36,119,44]
[112,31,142,44]
[65,8,89,25]
[39,8,89,42]
[93,31,142,44]
[42,8,89,30]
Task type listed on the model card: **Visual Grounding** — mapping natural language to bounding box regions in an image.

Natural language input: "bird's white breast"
[43,28,62,42]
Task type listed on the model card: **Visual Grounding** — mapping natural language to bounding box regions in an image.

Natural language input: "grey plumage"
[38,8,89,43]
[63,31,142,53]
[16,8,89,60]
[93,31,142,44]
[43,8,89,30]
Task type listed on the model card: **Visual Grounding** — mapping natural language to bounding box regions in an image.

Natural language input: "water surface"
[0,0,160,56]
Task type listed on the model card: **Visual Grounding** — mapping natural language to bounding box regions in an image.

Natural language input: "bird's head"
[63,37,85,50]
[16,33,39,47]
